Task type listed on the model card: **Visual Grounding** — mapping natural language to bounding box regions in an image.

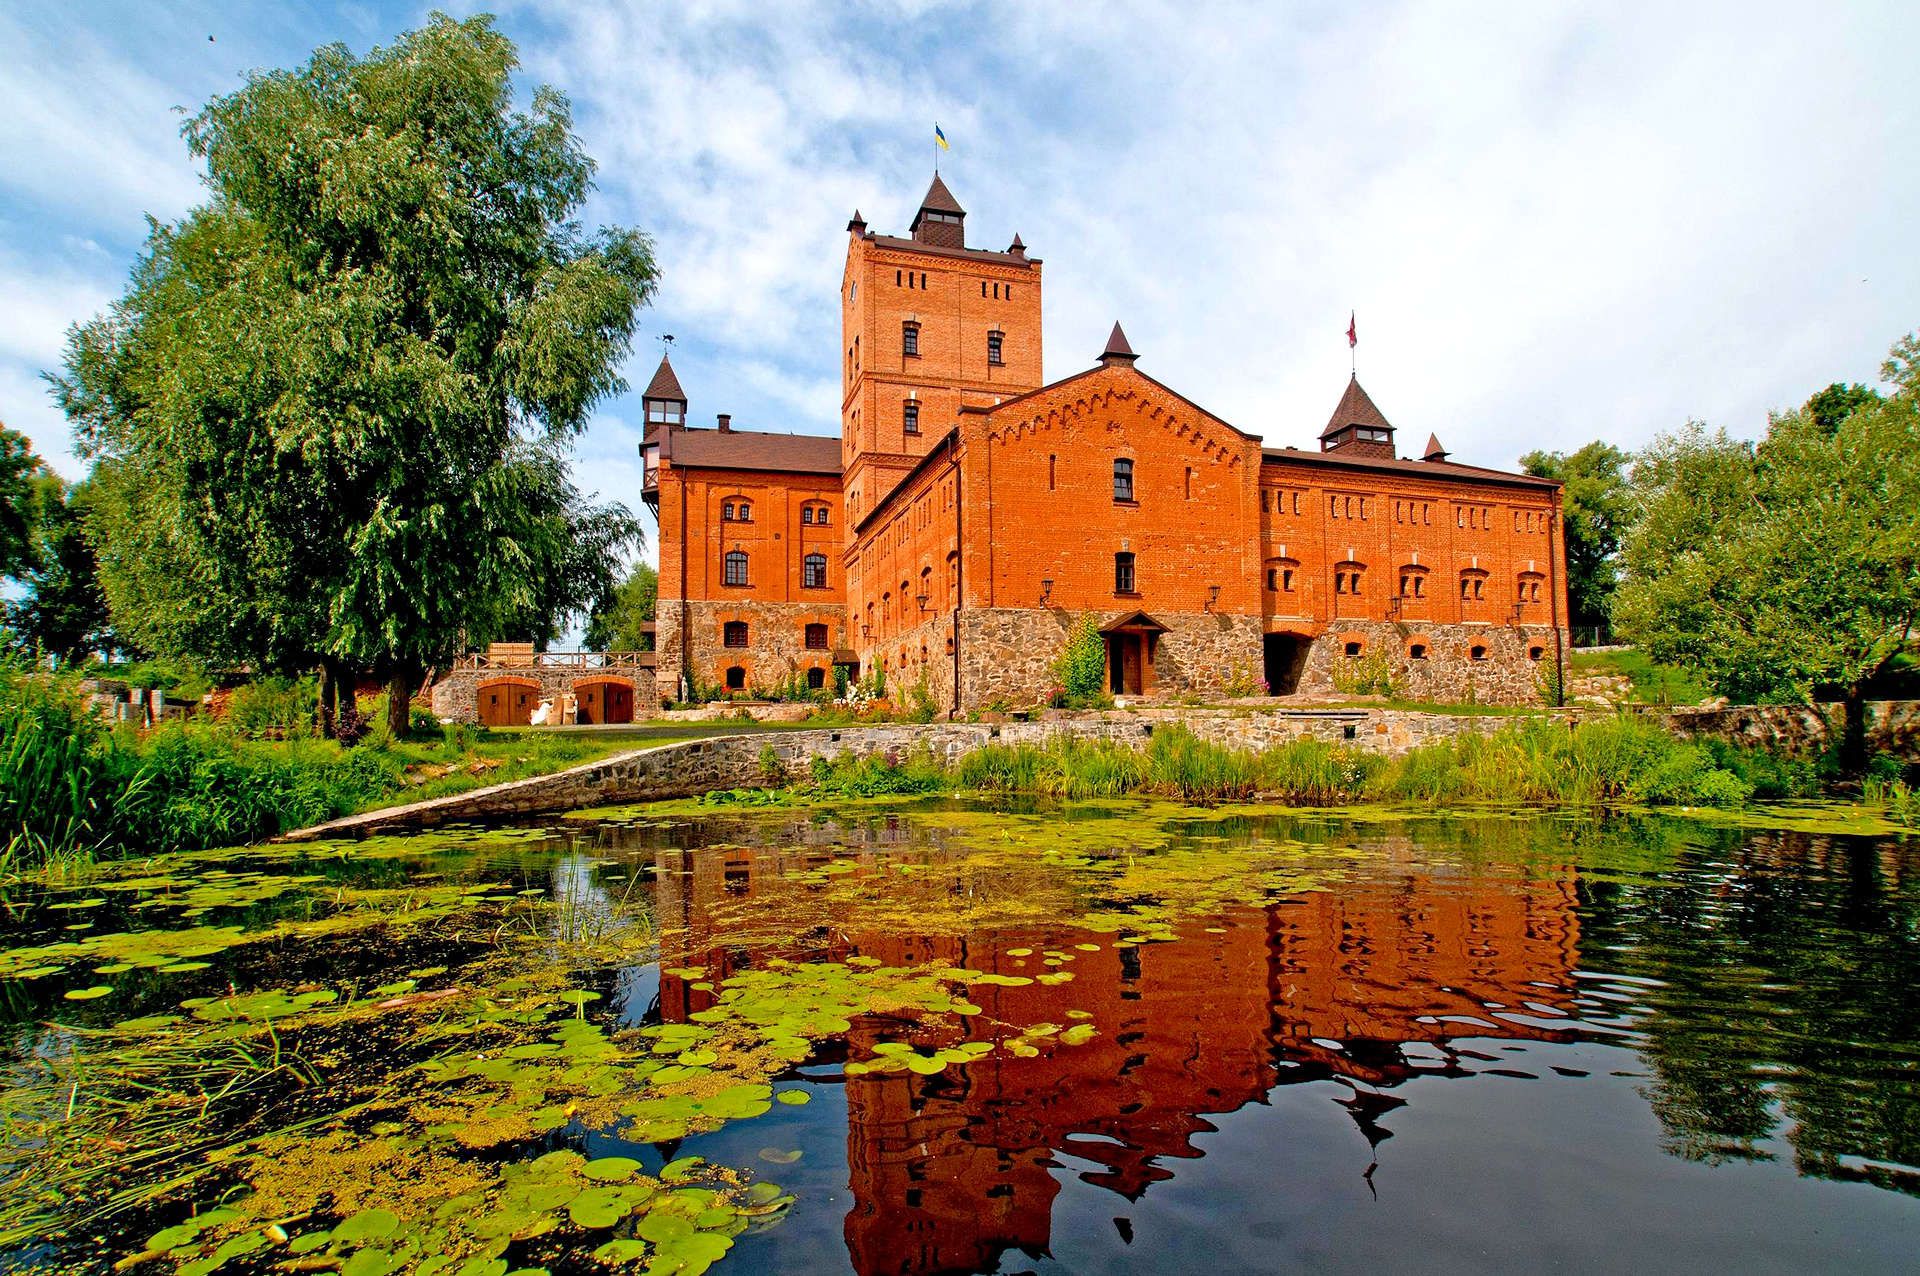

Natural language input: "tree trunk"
[387,664,419,738]
[338,664,357,722]
[316,661,336,738]
[1840,687,1869,777]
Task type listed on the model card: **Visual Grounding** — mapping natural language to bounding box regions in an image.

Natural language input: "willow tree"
[52,13,654,734]
[1614,334,1920,768]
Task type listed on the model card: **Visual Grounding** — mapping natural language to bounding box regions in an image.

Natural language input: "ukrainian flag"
[934,123,950,151]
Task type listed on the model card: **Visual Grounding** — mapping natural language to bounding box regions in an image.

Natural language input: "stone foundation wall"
[957,608,1264,710]
[1294,621,1564,706]
[656,598,851,701]
[283,706,1519,838]
[1659,700,1920,757]
[430,665,657,723]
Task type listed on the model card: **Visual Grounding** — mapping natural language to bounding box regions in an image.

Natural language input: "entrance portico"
[1102,610,1168,696]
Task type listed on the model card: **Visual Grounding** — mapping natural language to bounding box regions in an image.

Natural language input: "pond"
[1,797,1917,1273]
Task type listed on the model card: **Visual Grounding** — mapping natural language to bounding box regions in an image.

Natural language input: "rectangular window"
[804,622,829,650]
[987,331,1004,365]
[903,400,920,435]
[802,553,827,589]
[902,322,919,357]
[801,506,813,525]
[1115,551,1136,594]
[724,551,749,587]
[723,620,749,648]
[1113,458,1134,502]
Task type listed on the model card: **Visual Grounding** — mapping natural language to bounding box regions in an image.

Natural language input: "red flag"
[1347,312,1357,348]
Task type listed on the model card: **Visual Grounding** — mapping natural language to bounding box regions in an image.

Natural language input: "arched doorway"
[574,676,635,725]
[1263,633,1311,695]
[476,677,539,727]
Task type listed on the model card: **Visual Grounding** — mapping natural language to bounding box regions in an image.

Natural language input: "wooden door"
[576,683,602,724]
[1120,636,1143,694]
[478,683,533,727]
[603,683,633,724]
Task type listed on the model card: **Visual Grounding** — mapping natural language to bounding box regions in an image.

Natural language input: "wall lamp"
[1205,584,1222,612]
[1039,578,1054,608]
[915,592,930,612]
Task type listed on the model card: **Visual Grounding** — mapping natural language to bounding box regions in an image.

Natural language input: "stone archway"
[476,676,539,727]
[573,676,635,725]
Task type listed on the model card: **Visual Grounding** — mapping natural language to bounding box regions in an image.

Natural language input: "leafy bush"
[1331,649,1396,697]
[1052,614,1107,704]
[224,675,317,738]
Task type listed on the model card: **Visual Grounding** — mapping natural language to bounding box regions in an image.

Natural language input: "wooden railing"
[448,649,655,673]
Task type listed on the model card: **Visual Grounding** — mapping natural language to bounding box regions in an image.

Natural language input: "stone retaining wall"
[279,706,1512,840]
[279,700,1920,842]
[430,665,657,724]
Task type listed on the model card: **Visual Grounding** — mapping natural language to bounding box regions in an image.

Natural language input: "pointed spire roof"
[642,353,686,405]
[918,173,965,216]
[1422,432,1449,461]
[846,209,866,232]
[1099,322,1138,366]
[1319,374,1392,440]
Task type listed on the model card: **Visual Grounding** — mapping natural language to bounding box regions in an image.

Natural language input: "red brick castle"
[642,175,1567,711]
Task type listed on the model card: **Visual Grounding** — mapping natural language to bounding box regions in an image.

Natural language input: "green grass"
[1570,647,1714,706]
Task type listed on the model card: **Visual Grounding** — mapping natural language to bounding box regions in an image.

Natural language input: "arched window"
[1264,557,1300,593]
[1408,641,1428,660]
[724,551,749,586]
[1469,643,1488,662]
[946,551,959,607]
[806,667,827,689]
[724,666,746,690]
[919,566,932,608]
[1518,571,1545,603]
[722,499,752,523]
[1459,569,1487,601]
[1335,562,1365,595]
[1048,454,1057,490]
[1528,645,1545,661]
[723,621,749,648]
[1113,458,1135,502]
[1114,551,1137,594]
[803,553,828,589]
[1344,640,1364,657]
[804,623,829,650]
[1398,565,1428,598]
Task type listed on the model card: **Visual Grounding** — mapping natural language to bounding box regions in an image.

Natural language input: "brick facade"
[637,173,1568,714]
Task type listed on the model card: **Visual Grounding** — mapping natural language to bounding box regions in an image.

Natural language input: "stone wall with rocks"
[958,608,1264,709]
[430,665,656,724]
[1658,700,1920,757]
[656,598,851,702]
[281,705,1518,839]
[1293,621,1562,706]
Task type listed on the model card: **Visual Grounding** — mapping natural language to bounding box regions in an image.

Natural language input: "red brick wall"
[961,365,1264,617]
[1257,457,1567,639]
[656,460,845,606]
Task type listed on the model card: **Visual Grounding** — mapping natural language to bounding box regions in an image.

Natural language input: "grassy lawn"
[1569,647,1713,705]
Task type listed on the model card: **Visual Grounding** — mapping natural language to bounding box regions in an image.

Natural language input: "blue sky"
[4,0,1917,537]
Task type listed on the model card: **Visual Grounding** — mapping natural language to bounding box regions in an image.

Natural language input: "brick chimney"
[716,414,732,433]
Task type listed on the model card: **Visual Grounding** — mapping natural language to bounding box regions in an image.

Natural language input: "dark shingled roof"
[1102,322,1137,361]
[1320,374,1392,440]
[642,354,687,404]
[663,426,842,476]
[1263,446,1559,490]
[919,173,965,216]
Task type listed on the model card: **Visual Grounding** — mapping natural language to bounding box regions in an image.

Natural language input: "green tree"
[1805,382,1882,436]
[585,560,658,652]
[51,14,656,736]
[1520,440,1631,630]
[0,426,45,581]
[1613,334,1920,768]
[7,473,116,663]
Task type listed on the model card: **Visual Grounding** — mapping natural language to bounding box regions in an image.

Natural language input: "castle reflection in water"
[636,827,1585,1276]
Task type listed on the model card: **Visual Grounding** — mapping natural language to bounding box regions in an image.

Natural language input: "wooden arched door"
[477,678,537,726]
[575,677,634,725]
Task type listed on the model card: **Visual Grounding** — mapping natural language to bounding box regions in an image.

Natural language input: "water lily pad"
[581,1156,641,1182]
[63,985,113,1001]
[775,1089,811,1105]
[757,1148,802,1165]
[332,1207,401,1243]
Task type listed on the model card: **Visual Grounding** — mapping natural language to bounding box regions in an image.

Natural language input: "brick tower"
[839,175,1044,525]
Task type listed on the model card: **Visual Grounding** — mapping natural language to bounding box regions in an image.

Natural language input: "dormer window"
[645,399,684,427]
